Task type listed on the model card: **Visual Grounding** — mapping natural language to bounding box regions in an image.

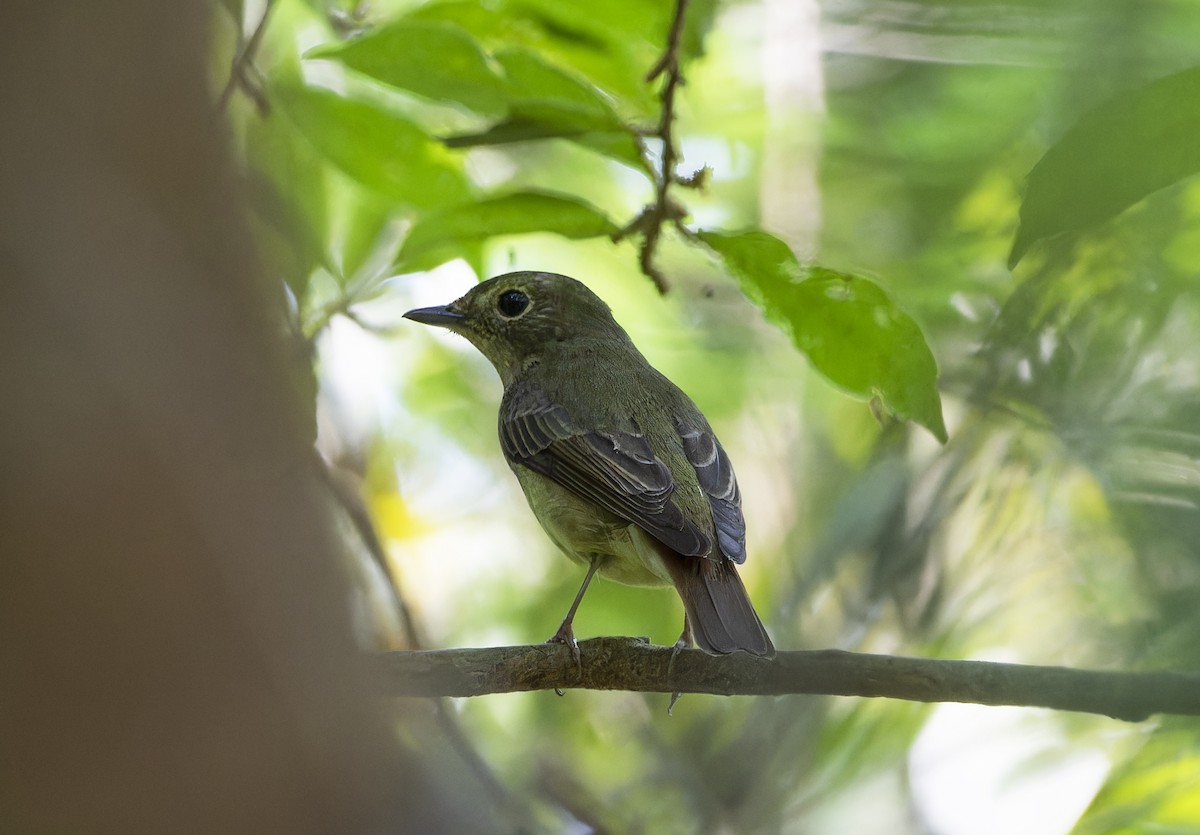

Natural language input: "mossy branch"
[374,637,1200,722]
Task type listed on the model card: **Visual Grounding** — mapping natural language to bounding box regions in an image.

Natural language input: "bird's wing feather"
[676,422,747,564]
[500,403,711,557]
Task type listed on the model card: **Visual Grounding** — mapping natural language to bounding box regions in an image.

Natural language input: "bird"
[404,271,774,661]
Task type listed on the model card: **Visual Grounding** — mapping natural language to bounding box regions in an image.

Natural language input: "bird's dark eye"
[496,289,529,317]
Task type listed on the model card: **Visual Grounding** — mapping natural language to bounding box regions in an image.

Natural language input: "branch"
[314,455,532,822]
[615,0,701,294]
[373,637,1200,722]
[218,0,276,115]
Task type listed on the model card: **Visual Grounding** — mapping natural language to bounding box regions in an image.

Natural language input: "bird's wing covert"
[676,422,746,564]
[500,403,711,557]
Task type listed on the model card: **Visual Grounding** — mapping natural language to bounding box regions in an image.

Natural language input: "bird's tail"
[663,554,775,657]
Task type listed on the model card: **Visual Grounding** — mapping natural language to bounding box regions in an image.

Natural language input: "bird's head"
[403,271,628,383]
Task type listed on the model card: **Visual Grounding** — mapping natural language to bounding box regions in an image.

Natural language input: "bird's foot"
[667,633,692,714]
[668,630,691,677]
[546,621,582,680]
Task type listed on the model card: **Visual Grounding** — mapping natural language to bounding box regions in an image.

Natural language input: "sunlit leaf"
[274,80,471,209]
[1010,66,1200,267]
[305,20,508,117]
[396,190,618,269]
[701,229,947,442]
[331,185,401,285]
[1073,722,1200,835]
[408,0,663,114]
[497,48,622,127]
[488,48,650,172]
[309,11,650,172]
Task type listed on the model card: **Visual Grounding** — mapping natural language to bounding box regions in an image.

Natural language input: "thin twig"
[645,0,691,84]
[616,0,695,294]
[219,0,276,115]
[374,637,1200,723]
[314,455,529,820]
[314,453,426,648]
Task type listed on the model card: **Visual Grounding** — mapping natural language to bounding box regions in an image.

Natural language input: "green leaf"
[1010,66,1200,267]
[679,0,718,63]
[442,118,649,174]
[1072,722,1200,835]
[397,190,618,267]
[487,48,650,172]
[242,96,330,297]
[329,184,401,285]
[274,80,471,209]
[408,0,662,115]
[442,118,600,147]
[305,20,508,117]
[309,16,649,172]
[701,229,947,442]
[496,48,624,130]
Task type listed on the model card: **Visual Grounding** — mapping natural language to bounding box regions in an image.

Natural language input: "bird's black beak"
[403,304,468,329]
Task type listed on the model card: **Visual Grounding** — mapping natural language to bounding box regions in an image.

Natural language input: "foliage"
[219,0,1200,832]
[700,230,946,441]
[236,0,943,437]
[1010,66,1200,267]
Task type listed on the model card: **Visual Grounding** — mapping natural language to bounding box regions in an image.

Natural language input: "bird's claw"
[547,623,583,675]
[667,629,691,714]
[667,633,689,678]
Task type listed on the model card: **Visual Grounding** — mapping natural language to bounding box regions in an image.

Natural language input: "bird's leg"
[672,614,695,656]
[547,557,602,674]
[667,615,694,714]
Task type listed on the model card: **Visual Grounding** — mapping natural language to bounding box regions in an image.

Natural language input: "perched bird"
[404,271,774,659]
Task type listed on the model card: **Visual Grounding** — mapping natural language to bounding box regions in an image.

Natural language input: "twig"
[314,453,426,648]
[314,455,529,820]
[374,637,1200,722]
[616,0,698,294]
[218,0,276,115]
[645,0,691,84]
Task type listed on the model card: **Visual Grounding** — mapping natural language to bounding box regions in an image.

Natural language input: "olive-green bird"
[404,271,774,658]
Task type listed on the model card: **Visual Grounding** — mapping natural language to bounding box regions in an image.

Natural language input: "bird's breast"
[512,467,673,587]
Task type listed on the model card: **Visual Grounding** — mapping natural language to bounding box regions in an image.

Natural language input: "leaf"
[679,0,719,63]
[329,184,402,285]
[274,80,471,209]
[408,0,662,114]
[442,118,649,174]
[496,47,623,128]
[396,190,618,267]
[305,20,508,117]
[1010,66,1200,267]
[308,15,649,172]
[1072,722,1200,835]
[488,48,650,172]
[701,229,947,442]
[242,96,330,297]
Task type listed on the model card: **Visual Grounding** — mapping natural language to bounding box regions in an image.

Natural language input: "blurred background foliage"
[216,0,1200,831]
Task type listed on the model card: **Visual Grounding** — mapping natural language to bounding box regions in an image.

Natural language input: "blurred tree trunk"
[0,2,491,831]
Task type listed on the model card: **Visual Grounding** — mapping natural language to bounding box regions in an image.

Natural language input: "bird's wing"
[676,421,746,564]
[500,403,712,558]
